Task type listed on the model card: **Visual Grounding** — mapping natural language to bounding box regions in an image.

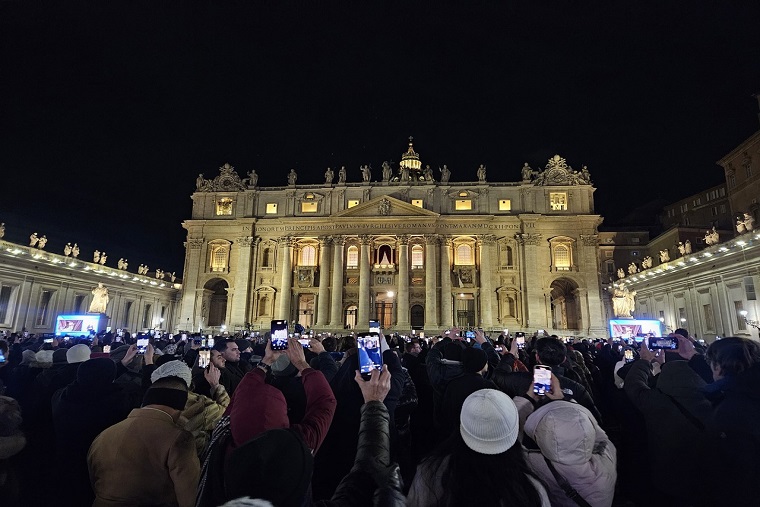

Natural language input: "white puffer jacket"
[523,400,617,507]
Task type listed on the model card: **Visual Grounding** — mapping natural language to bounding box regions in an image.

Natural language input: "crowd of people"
[0,325,758,506]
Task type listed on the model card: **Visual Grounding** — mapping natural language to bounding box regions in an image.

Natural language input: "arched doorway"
[344,305,357,330]
[204,278,229,327]
[549,278,580,330]
[410,304,424,330]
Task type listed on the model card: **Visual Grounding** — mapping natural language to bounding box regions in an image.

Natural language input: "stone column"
[358,235,372,326]
[477,235,496,329]
[316,236,332,326]
[396,235,410,329]
[440,236,454,329]
[179,238,205,331]
[517,232,544,329]
[229,236,254,328]
[329,236,346,328]
[424,234,439,329]
[277,237,294,321]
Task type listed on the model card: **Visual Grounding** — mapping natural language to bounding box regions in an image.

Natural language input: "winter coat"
[438,373,495,439]
[87,408,200,507]
[705,362,760,506]
[51,380,130,506]
[425,341,464,405]
[624,359,712,503]
[523,401,617,507]
[181,385,230,457]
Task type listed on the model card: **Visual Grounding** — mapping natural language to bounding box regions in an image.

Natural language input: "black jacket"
[438,373,496,439]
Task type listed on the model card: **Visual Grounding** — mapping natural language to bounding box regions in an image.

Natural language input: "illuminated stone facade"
[179,145,608,336]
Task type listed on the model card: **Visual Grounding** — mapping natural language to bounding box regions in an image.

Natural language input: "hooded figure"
[523,401,617,507]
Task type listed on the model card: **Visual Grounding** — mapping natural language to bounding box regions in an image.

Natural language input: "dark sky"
[2,1,759,274]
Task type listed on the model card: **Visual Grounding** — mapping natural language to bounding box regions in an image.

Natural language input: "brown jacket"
[88,408,200,507]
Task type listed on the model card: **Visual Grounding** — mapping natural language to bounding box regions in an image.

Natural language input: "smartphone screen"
[533,365,552,396]
[298,338,311,348]
[516,333,525,349]
[103,345,111,354]
[465,330,475,339]
[207,338,215,348]
[0,351,6,363]
[357,333,382,374]
[136,338,149,353]
[624,349,634,363]
[44,338,54,343]
[181,333,187,341]
[271,320,289,350]
[494,346,503,352]
[369,320,380,333]
[198,350,211,368]
[648,336,678,350]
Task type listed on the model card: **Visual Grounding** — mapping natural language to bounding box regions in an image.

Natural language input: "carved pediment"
[197,163,247,192]
[333,195,439,218]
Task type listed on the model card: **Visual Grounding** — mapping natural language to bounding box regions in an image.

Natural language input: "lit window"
[266,203,278,214]
[553,245,571,270]
[348,200,360,208]
[549,193,567,211]
[209,243,229,272]
[455,244,474,265]
[301,202,318,213]
[411,245,424,268]
[216,198,233,216]
[499,199,511,211]
[459,191,468,197]
[300,245,316,266]
[346,245,359,268]
[455,200,472,211]
[411,199,423,208]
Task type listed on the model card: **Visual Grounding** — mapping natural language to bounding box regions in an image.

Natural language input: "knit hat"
[77,357,117,386]
[443,341,464,362]
[66,343,91,364]
[235,339,252,352]
[226,429,313,507]
[460,389,519,455]
[150,360,192,388]
[20,350,36,365]
[462,347,488,373]
[34,350,54,364]
[53,348,69,364]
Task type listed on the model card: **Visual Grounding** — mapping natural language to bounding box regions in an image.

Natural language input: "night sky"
[2,1,759,275]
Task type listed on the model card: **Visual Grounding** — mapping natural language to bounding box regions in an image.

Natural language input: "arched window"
[455,244,474,265]
[209,242,230,272]
[553,245,571,270]
[411,245,424,269]
[258,295,269,316]
[262,247,273,267]
[346,245,359,268]
[502,245,514,267]
[300,245,317,266]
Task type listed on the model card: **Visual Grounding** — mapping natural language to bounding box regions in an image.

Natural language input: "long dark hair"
[419,430,545,506]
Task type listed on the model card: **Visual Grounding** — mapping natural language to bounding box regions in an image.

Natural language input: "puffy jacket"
[181,385,230,457]
[523,401,617,507]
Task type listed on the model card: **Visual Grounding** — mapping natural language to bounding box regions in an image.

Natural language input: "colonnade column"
[440,236,453,329]
[477,235,496,329]
[396,235,410,329]
[315,236,332,327]
[358,235,372,326]
[277,236,294,321]
[329,236,345,328]
[424,234,439,329]
[517,233,543,329]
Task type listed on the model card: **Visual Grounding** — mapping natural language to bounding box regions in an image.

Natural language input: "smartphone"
[271,320,289,351]
[201,339,207,347]
[0,351,5,363]
[103,345,111,354]
[515,332,525,349]
[357,332,383,375]
[181,333,187,341]
[444,329,451,336]
[23,331,29,338]
[198,349,211,368]
[624,349,634,363]
[44,338,54,343]
[369,320,380,333]
[494,345,503,352]
[465,330,475,339]
[298,338,311,348]
[207,338,215,348]
[648,336,679,350]
[136,338,149,353]
[533,365,553,396]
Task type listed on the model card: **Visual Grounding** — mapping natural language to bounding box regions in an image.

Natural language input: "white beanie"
[460,389,519,455]
[34,350,54,364]
[66,344,91,364]
[150,360,192,388]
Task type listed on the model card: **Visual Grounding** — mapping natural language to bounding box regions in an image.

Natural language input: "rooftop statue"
[37,235,47,249]
[29,232,39,247]
[338,166,346,184]
[440,165,451,183]
[71,244,79,258]
[659,249,670,263]
[360,165,371,183]
[477,164,487,182]
[381,161,392,182]
[324,167,334,184]
[705,227,719,246]
[288,169,297,186]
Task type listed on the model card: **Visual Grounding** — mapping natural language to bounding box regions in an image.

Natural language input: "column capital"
[237,236,254,248]
[579,234,599,246]
[516,233,542,246]
[476,234,497,246]
[397,234,410,246]
[358,235,372,245]
[318,236,333,246]
[423,234,439,245]
[442,235,454,247]
[332,235,346,246]
[187,238,204,249]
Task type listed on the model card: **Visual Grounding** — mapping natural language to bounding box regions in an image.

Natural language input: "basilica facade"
[178,141,607,336]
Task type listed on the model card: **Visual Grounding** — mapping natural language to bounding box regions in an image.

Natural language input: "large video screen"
[55,314,100,337]
[609,319,662,339]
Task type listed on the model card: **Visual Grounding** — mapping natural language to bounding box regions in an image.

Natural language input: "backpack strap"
[543,457,593,507]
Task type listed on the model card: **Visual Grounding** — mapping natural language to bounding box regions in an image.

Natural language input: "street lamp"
[740,310,759,330]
